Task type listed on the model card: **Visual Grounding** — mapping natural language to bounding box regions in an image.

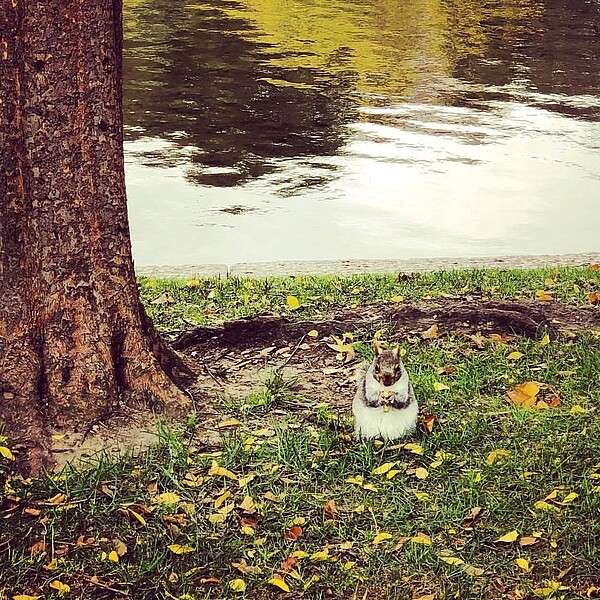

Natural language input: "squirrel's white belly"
[352,394,418,441]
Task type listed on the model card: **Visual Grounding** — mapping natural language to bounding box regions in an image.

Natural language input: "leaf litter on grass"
[4,273,600,599]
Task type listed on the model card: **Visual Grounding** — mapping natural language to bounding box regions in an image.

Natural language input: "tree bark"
[0,0,192,475]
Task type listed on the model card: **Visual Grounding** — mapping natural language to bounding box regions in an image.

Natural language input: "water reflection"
[123,0,600,265]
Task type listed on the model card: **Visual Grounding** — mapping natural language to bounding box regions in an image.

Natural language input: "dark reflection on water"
[123,0,355,187]
[123,0,600,265]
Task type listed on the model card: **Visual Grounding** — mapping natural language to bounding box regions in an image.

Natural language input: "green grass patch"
[139,266,600,334]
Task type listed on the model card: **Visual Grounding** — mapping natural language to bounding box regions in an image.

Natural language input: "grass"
[139,266,600,335]
[1,267,600,599]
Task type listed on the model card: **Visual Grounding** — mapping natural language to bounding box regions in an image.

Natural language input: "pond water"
[123,0,600,267]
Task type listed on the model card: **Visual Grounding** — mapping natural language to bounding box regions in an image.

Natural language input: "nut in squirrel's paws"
[353,341,418,440]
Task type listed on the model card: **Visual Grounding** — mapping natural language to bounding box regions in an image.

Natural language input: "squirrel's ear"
[392,344,400,359]
[374,340,383,355]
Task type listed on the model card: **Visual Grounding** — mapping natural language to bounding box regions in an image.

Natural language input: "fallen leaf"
[373,462,396,475]
[324,499,339,517]
[570,405,588,414]
[462,506,483,529]
[433,382,450,392]
[108,550,119,563]
[423,414,436,432]
[421,324,439,339]
[153,492,181,506]
[12,595,42,600]
[238,495,256,513]
[415,467,429,480]
[587,292,600,305]
[209,461,237,480]
[269,576,290,592]
[263,491,282,503]
[535,290,554,302]
[214,491,232,509]
[515,558,531,572]
[403,443,424,455]
[167,544,195,554]
[307,329,319,337]
[310,549,330,560]
[540,333,551,346]
[533,500,561,513]
[413,595,435,600]
[0,446,15,460]
[217,419,242,429]
[486,449,511,465]
[461,564,485,577]
[284,526,302,541]
[495,530,519,543]
[49,581,70,594]
[281,556,298,571]
[229,578,247,593]
[286,295,300,309]
[372,532,393,545]
[559,492,578,505]
[507,381,541,408]
[390,295,405,303]
[519,536,539,547]
[507,351,524,360]
[411,533,431,545]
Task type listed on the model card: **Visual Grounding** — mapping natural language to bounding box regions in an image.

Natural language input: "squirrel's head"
[372,341,403,387]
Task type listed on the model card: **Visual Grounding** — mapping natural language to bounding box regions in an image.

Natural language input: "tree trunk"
[0,0,192,475]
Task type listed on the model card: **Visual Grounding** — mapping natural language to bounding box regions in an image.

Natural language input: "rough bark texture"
[0,0,191,474]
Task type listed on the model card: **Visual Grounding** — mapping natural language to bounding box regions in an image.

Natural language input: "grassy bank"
[1,267,599,599]
[139,266,600,334]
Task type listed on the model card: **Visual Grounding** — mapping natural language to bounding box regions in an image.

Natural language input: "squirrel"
[353,341,418,441]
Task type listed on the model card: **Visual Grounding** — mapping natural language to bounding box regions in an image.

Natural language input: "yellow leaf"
[310,549,329,561]
[291,550,309,559]
[209,461,237,480]
[12,596,42,600]
[390,295,405,303]
[570,405,588,414]
[372,532,393,545]
[49,581,71,594]
[559,492,578,504]
[343,561,356,570]
[108,550,119,563]
[515,558,531,571]
[415,467,429,480]
[411,533,431,545]
[307,329,319,337]
[540,333,551,346]
[43,558,58,571]
[229,579,247,593]
[403,442,424,455]
[507,381,541,407]
[486,449,511,465]
[238,495,255,512]
[186,279,200,288]
[535,290,554,302]
[507,351,524,360]
[217,419,242,428]
[0,446,15,461]
[127,508,147,526]
[345,475,364,486]
[413,491,429,501]
[286,295,300,310]
[421,324,439,339]
[534,501,561,513]
[214,490,232,509]
[440,556,464,566]
[495,530,519,543]
[153,492,181,505]
[519,536,539,547]
[386,469,401,480]
[167,544,195,554]
[433,382,450,392]
[268,577,290,592]
[373,462,396,475]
